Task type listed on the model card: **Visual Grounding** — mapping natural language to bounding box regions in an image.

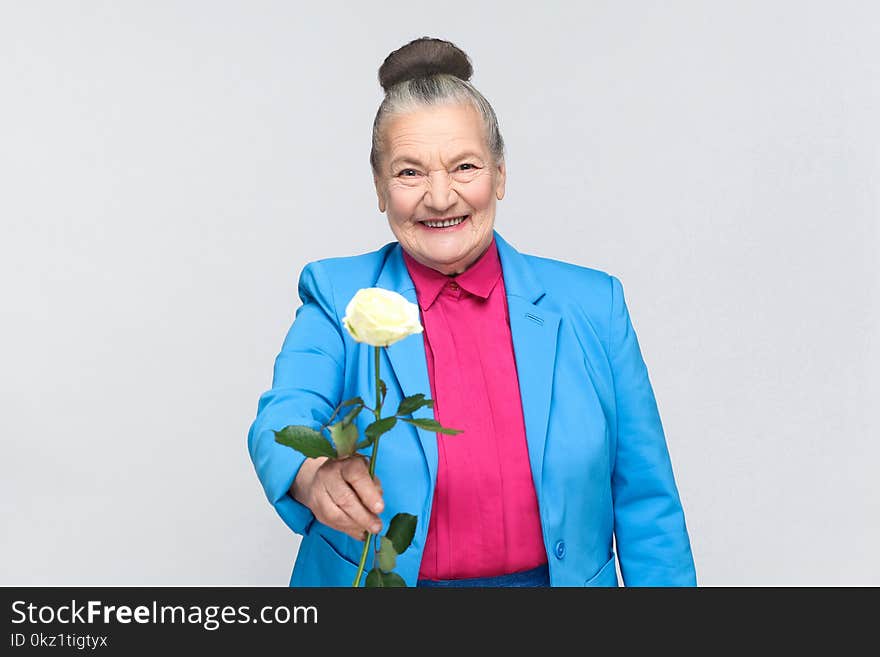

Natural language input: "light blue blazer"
[248,230,697,586]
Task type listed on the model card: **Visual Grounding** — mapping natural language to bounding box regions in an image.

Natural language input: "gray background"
[1,1,877,586]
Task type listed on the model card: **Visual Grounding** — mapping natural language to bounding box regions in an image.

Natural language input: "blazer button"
[554,540,566,560]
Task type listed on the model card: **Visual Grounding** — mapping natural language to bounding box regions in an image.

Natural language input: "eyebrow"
[390,151,486,170]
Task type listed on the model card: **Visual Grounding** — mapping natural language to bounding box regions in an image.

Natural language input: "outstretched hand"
[290,455,385,541]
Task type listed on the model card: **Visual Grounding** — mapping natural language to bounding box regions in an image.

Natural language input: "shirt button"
[448,281,459,290]
[555,540,566,560]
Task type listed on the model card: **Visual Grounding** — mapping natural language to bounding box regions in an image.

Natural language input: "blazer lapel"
[372,231,560,501]
[494,231,560,500]
[374,247,438,485]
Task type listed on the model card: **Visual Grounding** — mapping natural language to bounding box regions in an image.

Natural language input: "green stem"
[352,346,383,587]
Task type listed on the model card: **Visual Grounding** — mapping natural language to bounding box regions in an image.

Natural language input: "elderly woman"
[248,37,696,587]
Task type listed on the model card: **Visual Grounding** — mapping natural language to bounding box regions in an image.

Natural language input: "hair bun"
[378,36,473,92]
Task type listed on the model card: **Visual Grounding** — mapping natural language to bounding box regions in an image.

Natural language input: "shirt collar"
[402,235,502,310]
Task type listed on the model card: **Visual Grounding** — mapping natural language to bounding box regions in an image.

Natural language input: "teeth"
[424,216,467,228]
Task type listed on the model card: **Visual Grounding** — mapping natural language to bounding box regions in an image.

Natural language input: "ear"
[494,160,506,201]
[373,175,386,213]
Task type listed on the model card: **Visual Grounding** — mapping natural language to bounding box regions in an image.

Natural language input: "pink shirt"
[403,236,547,580]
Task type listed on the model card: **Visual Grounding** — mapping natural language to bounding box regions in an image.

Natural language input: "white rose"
[342,287,423,347]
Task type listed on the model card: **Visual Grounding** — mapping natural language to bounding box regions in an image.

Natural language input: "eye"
[457,163,477,171]
[397,168,419,177]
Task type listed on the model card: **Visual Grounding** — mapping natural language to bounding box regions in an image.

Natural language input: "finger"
[343,458,385,515]
[313,481,373,540]
[325,471,382,535]
[310,463,372,537]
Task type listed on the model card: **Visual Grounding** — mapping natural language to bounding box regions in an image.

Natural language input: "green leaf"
[365,568,381,588]
[385,513,417,554]
[436,425,462,435]
[355,415,398,452]
[341,403,363,426]
[377,536,397,572]
[365,568,407,587]
[383,572,407,587]
[274,425,337,458]
[396,393,433,416]
[324,397,363,428]
[328,420,359,458]
[400,417,463,435]
[364,416,397,442]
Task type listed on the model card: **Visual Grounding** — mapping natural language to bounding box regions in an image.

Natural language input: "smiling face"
[373,103,506,275]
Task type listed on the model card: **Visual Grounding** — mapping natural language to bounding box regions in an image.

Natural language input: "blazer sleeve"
[608,274,697,586]
[247,260,345,537]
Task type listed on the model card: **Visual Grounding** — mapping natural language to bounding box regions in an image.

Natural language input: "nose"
[423,169,457,214]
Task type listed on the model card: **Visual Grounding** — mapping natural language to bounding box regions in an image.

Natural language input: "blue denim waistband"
[416,563,550,588]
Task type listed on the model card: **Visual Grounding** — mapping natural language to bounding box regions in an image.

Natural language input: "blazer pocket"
[584,552,618,587]
[309,532,361,587]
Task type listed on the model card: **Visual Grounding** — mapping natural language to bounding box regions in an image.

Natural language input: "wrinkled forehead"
[383,103,491,167]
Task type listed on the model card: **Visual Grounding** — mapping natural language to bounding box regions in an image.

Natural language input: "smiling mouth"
[421,215,469,229]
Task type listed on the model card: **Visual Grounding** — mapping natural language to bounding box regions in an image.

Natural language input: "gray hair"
[370,74,505,176]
